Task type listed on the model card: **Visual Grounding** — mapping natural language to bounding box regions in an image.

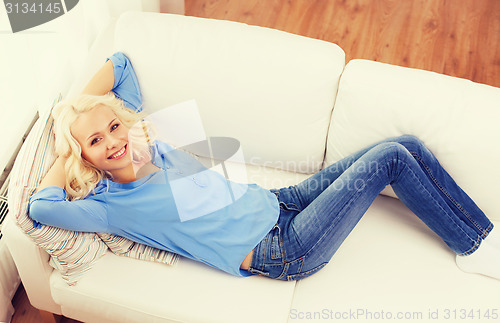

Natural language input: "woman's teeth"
[109,146,126,159]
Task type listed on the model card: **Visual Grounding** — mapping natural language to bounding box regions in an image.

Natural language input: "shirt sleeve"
[106,52,143,112]
[28,186,108,233]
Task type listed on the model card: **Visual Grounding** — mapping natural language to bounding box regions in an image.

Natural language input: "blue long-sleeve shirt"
[28,52,279,277]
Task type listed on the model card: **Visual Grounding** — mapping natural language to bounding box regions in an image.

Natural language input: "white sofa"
[4,12,500,323]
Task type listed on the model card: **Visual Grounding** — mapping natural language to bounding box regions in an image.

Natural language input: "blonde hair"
[52,93,152,200]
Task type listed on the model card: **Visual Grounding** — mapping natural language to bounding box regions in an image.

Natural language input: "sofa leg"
[39,310,61,323]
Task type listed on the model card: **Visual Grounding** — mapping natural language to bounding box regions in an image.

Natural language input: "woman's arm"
[29,159,108,232]
[29,186,108,232]
[81,60,115,95]
[35,156,67,193]
[81,52,143,112]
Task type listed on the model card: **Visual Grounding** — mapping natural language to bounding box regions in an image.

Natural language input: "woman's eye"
[91,138,101,146]
[111,123,120,131]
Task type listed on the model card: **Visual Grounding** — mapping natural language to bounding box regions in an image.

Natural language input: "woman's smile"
[108,144,127,160]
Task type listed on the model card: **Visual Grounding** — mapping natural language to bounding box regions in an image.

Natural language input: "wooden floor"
[10,1,500,322]
[186,0,500,87]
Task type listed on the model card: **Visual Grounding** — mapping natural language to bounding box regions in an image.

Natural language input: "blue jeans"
[247,135,493,281]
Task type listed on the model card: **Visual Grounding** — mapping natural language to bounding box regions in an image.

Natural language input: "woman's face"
[71,105,133,181]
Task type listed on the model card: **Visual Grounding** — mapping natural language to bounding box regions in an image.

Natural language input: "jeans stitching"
[298,256,305,273]
[482,223,494,239]
[277,262,289,280]
[279,225,287,261]
[283,256,305,281]
[457,236,482,256]
[259,232,269,272]
[410,152,487,235]
[271,225,286,260]
[271,235,279,259]
[285,202,302,211]
[397,156,477,249]
[287,262,327,281]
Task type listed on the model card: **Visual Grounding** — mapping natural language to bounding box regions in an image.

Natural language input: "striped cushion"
[8,95,178,285]
[98,232,178,264]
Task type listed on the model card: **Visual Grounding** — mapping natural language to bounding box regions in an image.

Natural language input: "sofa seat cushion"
[291,195,500,322]
[50,252,296,323]
[49,163,311,323]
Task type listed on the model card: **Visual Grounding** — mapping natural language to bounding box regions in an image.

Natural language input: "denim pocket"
[270,225,283,260]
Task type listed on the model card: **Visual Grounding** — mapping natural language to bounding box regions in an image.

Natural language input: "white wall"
[0,0,164,180]
[0,1,87,176]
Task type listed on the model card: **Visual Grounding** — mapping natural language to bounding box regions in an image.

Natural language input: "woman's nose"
[107,136,120,150]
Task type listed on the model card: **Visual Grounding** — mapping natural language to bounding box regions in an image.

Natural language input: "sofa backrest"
[326,59,500,221]
[113,12,345,174]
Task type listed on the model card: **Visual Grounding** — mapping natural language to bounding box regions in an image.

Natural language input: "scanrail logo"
[3,0,79,33]
[130,100,250,222]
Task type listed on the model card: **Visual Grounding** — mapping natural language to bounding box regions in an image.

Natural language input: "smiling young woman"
[28,52,500,282]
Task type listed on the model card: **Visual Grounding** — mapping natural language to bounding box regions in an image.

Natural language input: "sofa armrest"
[3,214,61,314]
